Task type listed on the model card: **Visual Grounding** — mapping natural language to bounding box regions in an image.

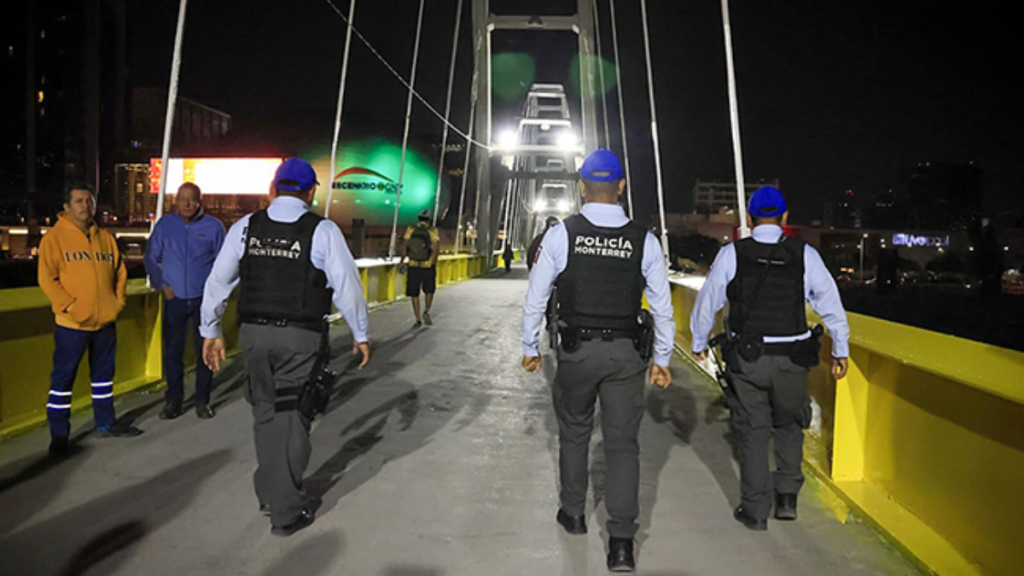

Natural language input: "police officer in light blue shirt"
[690,185,850,531]
[145,182,225,420]
[521,149,675,573]
[200,158,370,537]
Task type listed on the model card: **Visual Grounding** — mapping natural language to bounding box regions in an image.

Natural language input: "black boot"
[606,537,635,572]
[733,506,768,531]
[195,404,216,419]
[48,435,69,456]
[775,493,798,521]
[556,509,587,535]
[159,400,183,420]
[271,508,315,537]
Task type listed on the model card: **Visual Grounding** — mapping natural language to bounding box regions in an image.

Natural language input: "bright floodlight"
[534,199,547,212]
[556,132,579,151]
[497,130,518,149]
[557,200,571,213]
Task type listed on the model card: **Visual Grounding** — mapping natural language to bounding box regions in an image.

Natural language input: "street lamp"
[860,232,868,282]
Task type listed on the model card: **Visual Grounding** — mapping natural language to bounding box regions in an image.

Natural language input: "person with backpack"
[402,209,440,327]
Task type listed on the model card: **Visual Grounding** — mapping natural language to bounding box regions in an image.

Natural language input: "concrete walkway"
[0,265,921,576]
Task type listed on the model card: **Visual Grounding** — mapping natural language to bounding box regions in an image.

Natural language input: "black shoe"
[606,537,635,572]
[159,401,183,420]
[423,311,433,326]
[413,320,423,328]
[556,509,587,535]
[734,506,768,531]
[49,435,69,456]
[95,423,143,438]
[259,504,271,517]
[195,404,216,419]
[775,494,798,521]
[271,508,315,537]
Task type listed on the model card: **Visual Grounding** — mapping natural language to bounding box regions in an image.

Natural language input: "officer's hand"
[399,265,407,274]
[693,349,708,362]
[832,357,849,380]
[352,341,370,370]
[649,364,672,388]
[162,285,176,301]
[521,356,542,372]
[203,337,226,373]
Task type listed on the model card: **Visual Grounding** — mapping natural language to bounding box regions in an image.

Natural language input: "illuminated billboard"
[148,139,448,228]
[150,158,283,196]
[303,138,448,228]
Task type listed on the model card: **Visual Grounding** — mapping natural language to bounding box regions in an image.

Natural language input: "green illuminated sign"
[304,138,447,227]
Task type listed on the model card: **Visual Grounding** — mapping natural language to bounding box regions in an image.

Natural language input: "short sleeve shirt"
[403,224,440,268]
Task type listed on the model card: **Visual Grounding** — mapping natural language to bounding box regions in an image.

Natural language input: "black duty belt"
[240,316,327,333]
[762,341,799,356]
[578,327,640,341]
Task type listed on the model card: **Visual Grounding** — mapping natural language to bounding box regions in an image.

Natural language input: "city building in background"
[1,0,130,222]
[691,179,779,214]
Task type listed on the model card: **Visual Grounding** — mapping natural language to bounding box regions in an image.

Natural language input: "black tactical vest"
[555,214,647,331]
[239,210,332,329]
[726,236,807,337]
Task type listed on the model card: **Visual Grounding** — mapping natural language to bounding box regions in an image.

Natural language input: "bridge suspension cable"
[320,0,490,151]
[325,0,358,219]
[153,0,189,231]
[607,0,634,218]
[720,0,751,238]
[639,0,671,262]
[388,0,426,259]
[432,0,465,227]
[593,0,611,149]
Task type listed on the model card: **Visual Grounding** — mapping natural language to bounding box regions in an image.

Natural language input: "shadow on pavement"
[0,446,89,538]
[58,521,146,576]
[557,529,590,576]
[380,566,444,576]
[0,449,231,576]
[256,531,344,576]
[305,319,488,520]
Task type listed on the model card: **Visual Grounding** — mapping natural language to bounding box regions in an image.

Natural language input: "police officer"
[200,158,371,537]
[527,215,560,271]
[522,149,675,573]
[690,186,850,531]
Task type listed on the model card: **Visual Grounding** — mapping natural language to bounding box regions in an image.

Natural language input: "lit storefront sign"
[892,233,949,247]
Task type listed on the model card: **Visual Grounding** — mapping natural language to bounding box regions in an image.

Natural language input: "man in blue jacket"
[145,182,226,419]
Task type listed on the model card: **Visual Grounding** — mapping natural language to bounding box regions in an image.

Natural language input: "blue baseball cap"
[748,186,787,217]
[580,149,624,182]
[274,158,319,192]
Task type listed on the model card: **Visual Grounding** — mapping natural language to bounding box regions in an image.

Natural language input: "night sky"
[129,0,1023,226]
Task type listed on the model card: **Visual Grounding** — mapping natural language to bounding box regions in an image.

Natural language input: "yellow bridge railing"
[670,276,1024,576]
[0,254,489,439]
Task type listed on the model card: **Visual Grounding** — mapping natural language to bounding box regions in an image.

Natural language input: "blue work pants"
[47,324,117,438]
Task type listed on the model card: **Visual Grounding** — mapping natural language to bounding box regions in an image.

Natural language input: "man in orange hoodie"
[37,183,143,456]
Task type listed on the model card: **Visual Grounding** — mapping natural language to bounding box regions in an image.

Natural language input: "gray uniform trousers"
[727,353,812,520]
[553,338,647,539]
[239,323,320,527]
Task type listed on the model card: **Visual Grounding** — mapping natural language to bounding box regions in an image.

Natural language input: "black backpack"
[407,225,433,262]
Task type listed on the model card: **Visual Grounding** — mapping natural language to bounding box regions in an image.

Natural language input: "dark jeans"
[47,324,117,438]
[553,338,647,539]
[727,354,812,520]
[163,297,213,405]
